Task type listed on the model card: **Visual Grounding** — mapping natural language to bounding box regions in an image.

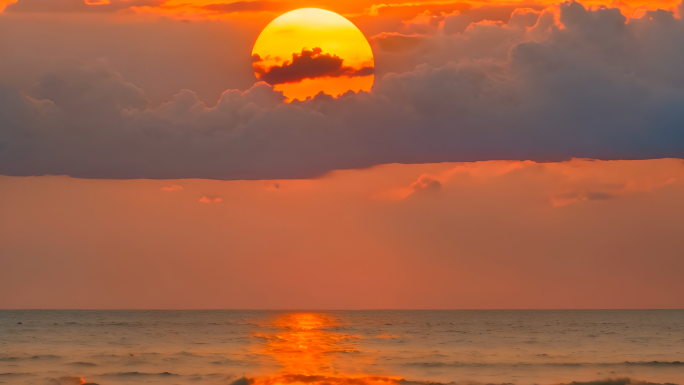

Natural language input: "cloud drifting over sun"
[254,48,374,85]
[1,1,684,180]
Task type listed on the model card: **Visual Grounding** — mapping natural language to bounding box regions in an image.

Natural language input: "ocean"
[1,310,683,385]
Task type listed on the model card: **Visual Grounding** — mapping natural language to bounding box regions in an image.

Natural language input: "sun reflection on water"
[251,313,400,385]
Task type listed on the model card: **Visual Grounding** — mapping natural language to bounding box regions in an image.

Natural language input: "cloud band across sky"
[3,0,165,12]
[1,2,684,180]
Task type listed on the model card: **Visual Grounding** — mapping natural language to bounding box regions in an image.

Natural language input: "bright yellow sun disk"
[252,8,374,101]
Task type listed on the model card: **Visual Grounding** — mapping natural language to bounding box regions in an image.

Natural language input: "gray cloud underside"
[1,2,684,180]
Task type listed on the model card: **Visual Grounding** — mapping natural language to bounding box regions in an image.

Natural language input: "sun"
[252,8,374,101]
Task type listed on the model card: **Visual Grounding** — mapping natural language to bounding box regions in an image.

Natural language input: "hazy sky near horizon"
[1,159,683,309]
[1,0,684,308]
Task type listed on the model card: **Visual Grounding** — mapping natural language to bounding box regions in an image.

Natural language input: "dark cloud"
[1,2,684,180]
[5,0,165,13]
[410,176,442,194]
[31,59,149,116]
[551,190,617,206]
[369,2,472,19]
[202,1,287,14]
[401,11,447,35]
[442,4,546,34]
[584,191,616,200]
[255,48,374,85]
[161,184,183,191]
[230,377,254,385]
[0,13,260,106]
[369,5,554,77]
[371,33,424,53]
[507,8,543,29]
[199,196,223,203]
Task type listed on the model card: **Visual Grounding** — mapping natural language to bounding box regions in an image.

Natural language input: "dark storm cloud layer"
[1,2,684,180]
[5,0,164,12]
[254,48,375,85]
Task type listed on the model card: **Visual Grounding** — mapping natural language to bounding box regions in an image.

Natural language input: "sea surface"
[1,310,683,385]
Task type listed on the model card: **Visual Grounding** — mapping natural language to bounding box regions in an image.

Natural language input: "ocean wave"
[66,362,98,367]
[0,355,62,361]
[100,371,179,377]
[621,362,684,366]
[402,362,684,368]
[397,378,678,385]
[557,379,678,385]
[241,375,679,385]
[48,376,99,385]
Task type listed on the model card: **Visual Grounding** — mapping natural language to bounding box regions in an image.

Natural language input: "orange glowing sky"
[2,0,680,21]
[92,0,681,18]
[1,159,683,309]
[1,0,681,104]
[2,0,679,103]
[1,0,684,310]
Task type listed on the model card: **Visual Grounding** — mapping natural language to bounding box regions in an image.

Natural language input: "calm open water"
[1,310,683,385]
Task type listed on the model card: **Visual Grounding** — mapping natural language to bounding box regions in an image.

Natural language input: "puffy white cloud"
[1,2,684,180]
